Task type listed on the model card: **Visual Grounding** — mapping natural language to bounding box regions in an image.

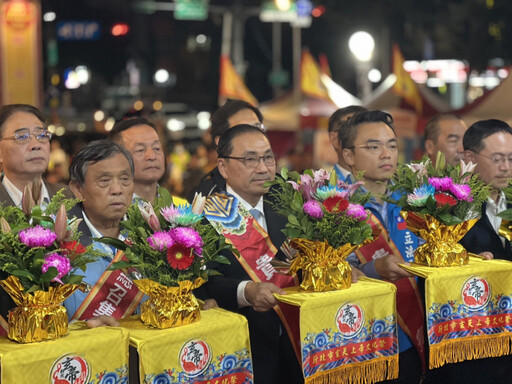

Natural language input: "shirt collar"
[226,185,264,214]
[2,176,50,208]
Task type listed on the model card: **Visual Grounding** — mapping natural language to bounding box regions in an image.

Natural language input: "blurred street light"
[348,31,375,101]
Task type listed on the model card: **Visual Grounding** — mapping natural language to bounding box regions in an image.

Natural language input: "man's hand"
[374,254,414,281]
[479,251,493,260]
[245,282,286,312]
[86,315,120,328]
[351,266,366,283]
[201,298,219,310]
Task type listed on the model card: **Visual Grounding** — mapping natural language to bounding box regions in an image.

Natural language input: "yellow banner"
[275,278,398,384]
[392,44,422,115]
[0,0,41,106]
[0,325,129,383]
[402,257,512,369]
[300,49,330,101]
[121,308,253,383]
[219,54,258,106]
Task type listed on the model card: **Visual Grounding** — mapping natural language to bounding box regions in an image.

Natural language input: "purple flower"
[303,200,324,219]
[346,204,368,221]
[170,227,203,257]
[450,183,472,202]
[428,177,453,192]
[19,225,57,248]
[147,231,175,251]
[41,253,71,284]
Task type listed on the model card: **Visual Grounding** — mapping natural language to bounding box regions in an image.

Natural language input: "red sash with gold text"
[204,193,300,356]
[356,214,426,369]
[71,250,144,321]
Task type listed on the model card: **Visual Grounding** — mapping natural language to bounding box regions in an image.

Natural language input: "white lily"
[139,201,161,232]
[460,159,477,183]
[191,192,206,215]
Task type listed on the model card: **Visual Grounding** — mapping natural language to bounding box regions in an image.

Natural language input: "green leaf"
[281,167,289,180]
[212,255,230,265]
[95,237,128,251]
[107,260,133,270]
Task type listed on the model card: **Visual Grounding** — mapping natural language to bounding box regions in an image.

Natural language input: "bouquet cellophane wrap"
[120,308,253,383]
[401,257,512,369]
[0,324,129,383]
[289,239,356,292]
[499,219,512,241]
[275,278,398,384]
[400,211,478,267]
[134,277,204,329]
[0,275,79,343]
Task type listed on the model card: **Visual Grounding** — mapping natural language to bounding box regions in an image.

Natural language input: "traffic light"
[111,23,129,37]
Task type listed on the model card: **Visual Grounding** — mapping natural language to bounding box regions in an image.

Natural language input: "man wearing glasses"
[0,104,73,335]
[341,110,424,383]
[461,119,512,261]
[200,124,302,384]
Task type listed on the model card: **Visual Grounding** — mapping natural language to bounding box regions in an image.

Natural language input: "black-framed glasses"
[473,151,512,165]
[220,154,276,168]
[347,142,398,154]
[0,128,52,144]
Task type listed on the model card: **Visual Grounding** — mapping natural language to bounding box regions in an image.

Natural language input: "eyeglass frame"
[346,141,399,154]
[219,153,276,168]
[0,127,52,144]
[471,150,512,165]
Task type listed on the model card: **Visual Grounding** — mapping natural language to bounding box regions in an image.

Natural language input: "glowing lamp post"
[348,31,375,101]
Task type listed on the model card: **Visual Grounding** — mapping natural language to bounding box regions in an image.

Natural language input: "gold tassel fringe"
[429,333,512,369]
[305,355,398,384]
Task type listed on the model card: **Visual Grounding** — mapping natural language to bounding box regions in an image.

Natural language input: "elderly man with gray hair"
[64,140,142,327]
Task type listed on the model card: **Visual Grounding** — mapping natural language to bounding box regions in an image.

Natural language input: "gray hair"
[69,140,134,185]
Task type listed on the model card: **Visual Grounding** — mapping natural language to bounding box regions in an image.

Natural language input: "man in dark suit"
[201,125,303,384]
[186,99,264,202]
[0,104,72,325]
[461,119,512,261]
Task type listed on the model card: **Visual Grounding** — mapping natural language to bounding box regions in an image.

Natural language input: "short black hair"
[0,104,46,137]
[463,119,512,153]
[69,140,134,185]
[217,124,268,158]
[339,110,395,149]
[328,105,367,132]
[211,99,263,139]
[424,114,463,143]
[109,117,157,143]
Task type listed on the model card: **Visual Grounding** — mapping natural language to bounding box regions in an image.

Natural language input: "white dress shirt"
[2,176,50,208]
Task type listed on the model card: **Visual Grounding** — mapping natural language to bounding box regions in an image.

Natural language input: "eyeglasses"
[220,154,276,168]
[252,122,266,132]
[0,128,52,144]
[474,151,512,165]
[347,142,398,154]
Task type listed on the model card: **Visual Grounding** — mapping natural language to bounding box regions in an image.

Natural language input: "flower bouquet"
[267,168,374,292]
[389,153,490,266]
[100,188,231,329]
[0,183,100,342]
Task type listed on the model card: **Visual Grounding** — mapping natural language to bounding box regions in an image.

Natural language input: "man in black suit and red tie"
[201,124,303,384]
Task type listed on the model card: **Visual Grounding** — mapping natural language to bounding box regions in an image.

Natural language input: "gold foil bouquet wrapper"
[0,275,79,343]
[134,277,205,329]
[499,220,512,242]
[289,239,358,292]
[400,211,478,267]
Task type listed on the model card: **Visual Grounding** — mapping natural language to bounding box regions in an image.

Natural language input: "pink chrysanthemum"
[19,225,57,248]
[303,200,324,219]
[428,177,453,192]
[346,204,368,221]
[450,183,472,202]
[170,227,203,257]
[160,205,180,223]
[147,231,175,251]
[41,253,71,284]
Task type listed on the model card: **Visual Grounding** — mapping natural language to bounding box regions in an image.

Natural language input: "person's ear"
[464,150,474,163]
[217,158,228,180]
[69,181,84,200]
[329,131,340,151]
[425,139,435,157]
[342,148,355,167]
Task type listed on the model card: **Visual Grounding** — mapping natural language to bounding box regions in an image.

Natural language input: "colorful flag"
[392,44,422,115]
[300,49,330,101]
[218,54,258,106]
[318,53,332,77]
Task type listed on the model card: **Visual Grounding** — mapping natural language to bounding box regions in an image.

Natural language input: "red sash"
[71,250,144,321]
[205,194,300,356]
[355,214,426,369]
